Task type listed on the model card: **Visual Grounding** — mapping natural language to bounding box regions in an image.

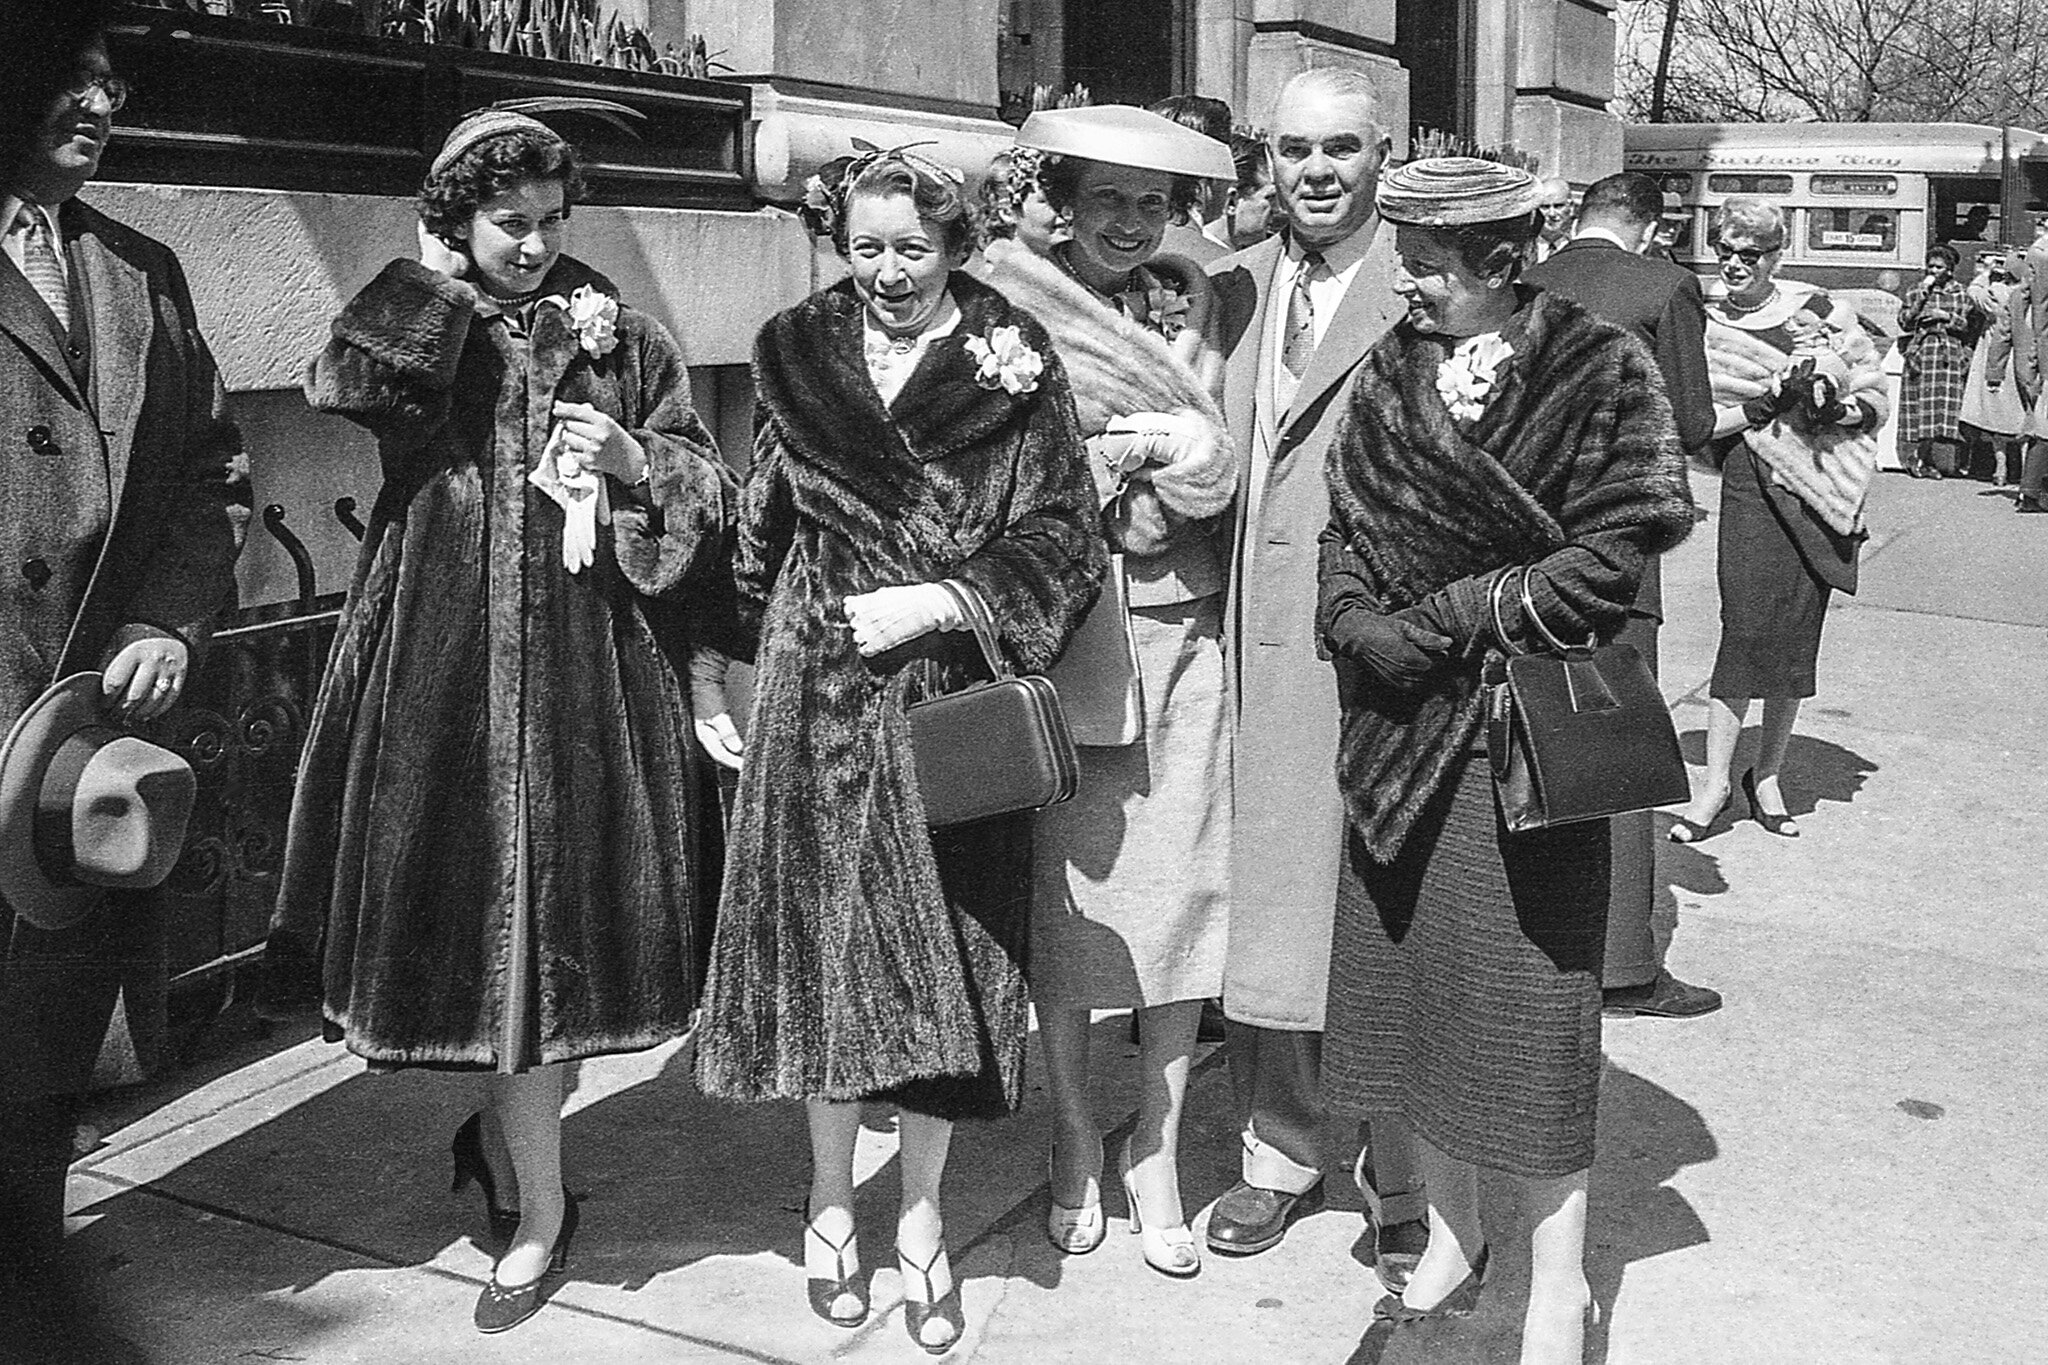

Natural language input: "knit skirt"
[1323,754,1608,1178]
[1029,597,1229,1009]
[1709,445,1831,700]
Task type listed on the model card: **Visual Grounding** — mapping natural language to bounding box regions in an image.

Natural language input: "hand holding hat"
[103,633,189,722]
[0,674,196,931]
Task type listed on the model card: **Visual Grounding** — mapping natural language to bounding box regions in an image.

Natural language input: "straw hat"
[1377,156,1544,227]
[1015,105,1236,182]
[0,674,196,931]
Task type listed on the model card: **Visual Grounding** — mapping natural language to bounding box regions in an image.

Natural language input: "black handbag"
[1485,567,1690,833]
[906,581,1081,827]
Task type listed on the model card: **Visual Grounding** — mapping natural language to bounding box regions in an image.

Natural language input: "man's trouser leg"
[1226,1020,1323,1194]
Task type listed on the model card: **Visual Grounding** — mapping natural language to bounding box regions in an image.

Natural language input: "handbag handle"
[1488,565,1597,656]
[937,579,1012,680]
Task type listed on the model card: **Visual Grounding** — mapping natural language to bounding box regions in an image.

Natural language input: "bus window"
[1807,206,1897,253]
[1654,172,1693,198]
[1656,208,1697,258]
[1707,172,1794,195]
[1931,176,2001,242]
[1812,173,1898,198]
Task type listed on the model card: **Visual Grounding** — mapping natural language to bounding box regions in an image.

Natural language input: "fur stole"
[1327,289,1694,861]
[1706,292,1884,536]
[980,239,1235,555]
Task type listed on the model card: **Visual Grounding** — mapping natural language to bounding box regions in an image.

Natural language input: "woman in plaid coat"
[1897,243,1976,478]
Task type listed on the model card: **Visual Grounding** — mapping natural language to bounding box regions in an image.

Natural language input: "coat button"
[21,558,51,588]
[26,425,56,453]
[65,343,82,361]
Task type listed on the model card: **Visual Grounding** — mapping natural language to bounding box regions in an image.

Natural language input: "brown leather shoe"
[1204,1178,1322,1255]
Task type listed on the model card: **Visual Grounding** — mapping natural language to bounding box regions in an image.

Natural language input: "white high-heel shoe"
[1120,1139,1198,1278]
[1045,1140,1106,1254]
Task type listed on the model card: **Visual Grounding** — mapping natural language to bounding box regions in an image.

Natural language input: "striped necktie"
[14,204,70,330]
[1280,250,1323,380]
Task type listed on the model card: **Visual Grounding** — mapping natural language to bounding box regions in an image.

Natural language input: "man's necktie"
[15,205,70,330]
[1280,250,1323,380]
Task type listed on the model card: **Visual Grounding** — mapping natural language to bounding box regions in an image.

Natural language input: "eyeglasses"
[63,73,129,113]
[1712,243,1775,266]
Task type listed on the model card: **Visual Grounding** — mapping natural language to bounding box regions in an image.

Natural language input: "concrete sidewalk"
[56,467,2048,1365]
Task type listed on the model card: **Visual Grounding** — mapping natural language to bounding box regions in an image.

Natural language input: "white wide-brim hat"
[0,674,195,931]
[1015,105,1236,182]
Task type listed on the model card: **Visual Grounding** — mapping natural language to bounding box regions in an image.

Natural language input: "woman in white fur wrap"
[980,105,1236,1280]
[1670,196,1886,843]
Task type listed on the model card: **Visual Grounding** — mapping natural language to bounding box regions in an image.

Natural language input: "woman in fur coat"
[691,148,1103,1353]
[1669,197,1885,843]
[1317,158,1693,1363]
[266,111,735,1334]
[982,105,1236,1280]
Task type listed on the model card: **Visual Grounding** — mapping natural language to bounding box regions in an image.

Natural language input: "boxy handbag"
[1485,566,1690,832]
[906,580,1081,827]
[1043,553,1144,747]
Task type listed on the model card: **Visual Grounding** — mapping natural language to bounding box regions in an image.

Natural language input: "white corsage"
[541,284,620,358]
[963,324,1044,396]
[1435,331,1515,425]
[529,425,611,573]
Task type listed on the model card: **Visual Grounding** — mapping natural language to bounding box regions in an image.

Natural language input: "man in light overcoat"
[1206,67,1424,1279]
[0,0,245,1339]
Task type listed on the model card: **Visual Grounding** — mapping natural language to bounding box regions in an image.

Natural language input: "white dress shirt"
[1266,227,1374,415]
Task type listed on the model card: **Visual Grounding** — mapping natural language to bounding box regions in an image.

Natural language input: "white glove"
[688,647,743,770]
[530,423,612,573]
[842,582,967,657]
[1092,410,1206,475]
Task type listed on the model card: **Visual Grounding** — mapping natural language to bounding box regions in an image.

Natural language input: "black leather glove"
[1326,602,1451,691]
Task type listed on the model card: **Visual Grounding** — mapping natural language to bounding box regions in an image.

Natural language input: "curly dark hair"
[832,157,978,259]
[417,128,586,241]
[1038,154,1204,223]
[1435,211,1542,284]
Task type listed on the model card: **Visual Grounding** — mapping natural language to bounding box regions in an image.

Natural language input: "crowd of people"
[2,2,2009,1362]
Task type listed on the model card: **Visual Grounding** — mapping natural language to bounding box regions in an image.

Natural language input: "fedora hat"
[0,673,195,931]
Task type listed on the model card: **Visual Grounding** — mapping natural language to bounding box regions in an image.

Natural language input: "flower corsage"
[963,324,1044,396]
[541,284,620,358]
[1435,331,1515,425]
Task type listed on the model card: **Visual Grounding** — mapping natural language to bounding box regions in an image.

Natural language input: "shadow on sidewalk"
[1339,1061,1716,1365]
[1676,729,1879,825]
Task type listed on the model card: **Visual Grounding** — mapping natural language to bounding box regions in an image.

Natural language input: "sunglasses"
[1712,243,1775,266]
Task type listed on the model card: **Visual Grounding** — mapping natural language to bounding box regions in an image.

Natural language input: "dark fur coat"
[267,256,734,1069]
[693,273,1104,1117]
[1322,288,1694,861]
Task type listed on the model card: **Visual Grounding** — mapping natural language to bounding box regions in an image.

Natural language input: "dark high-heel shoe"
[1666,789,1731,844]
[450,1114,520,1242]
[1371,1245,1489,1323]
[1740,768,1800,838]
[473,1192,578,1334]
[898,1241,964,1355]
[804,1201,869,1327]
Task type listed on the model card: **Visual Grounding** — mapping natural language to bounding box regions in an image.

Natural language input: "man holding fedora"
[0,0,244,1333]
[1206,67,1427,1286]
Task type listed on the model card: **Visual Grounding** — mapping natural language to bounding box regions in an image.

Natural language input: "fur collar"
[1330,288,1694,860]
[754,272,1044,490]
[979,240,1236,548]
[1706,305,1885,536]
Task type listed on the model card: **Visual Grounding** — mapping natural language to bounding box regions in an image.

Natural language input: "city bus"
[1623,122,2048,290]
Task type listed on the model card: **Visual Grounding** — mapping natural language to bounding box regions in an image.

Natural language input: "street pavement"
[52,465,2048,1365]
